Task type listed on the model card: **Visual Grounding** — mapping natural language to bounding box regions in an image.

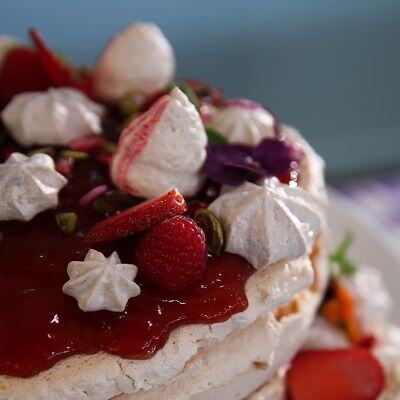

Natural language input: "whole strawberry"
[134,215,207,290]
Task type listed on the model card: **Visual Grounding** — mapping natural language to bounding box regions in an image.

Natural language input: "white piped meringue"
[94,22,175,101]
[0,35,19,67]
[209,104,275,146]
[111,87,207,199]
[0,152,67,221]
[63,249,140,312]
[208,178,321,269]
[1,88,105,146]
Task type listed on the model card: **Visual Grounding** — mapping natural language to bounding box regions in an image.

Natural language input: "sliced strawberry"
[86,188,186,244]
[286,348,385,400]
[29,28,75,87]
[0,47,51,107]
[134,215,207,290]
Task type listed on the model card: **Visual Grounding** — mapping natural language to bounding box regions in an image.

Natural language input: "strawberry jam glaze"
[0,159,254,378]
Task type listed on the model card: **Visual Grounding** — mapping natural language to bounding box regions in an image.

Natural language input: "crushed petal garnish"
[79,185,108,207]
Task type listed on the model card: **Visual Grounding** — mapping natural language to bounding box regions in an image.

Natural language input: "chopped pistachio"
[330,232,357,276]
[103,142,117,153]
[27,147,56,157]
[60,150,89,160]
[194,208,224,256]
[55,212,77,234]
[117,91,145,116]
[205,127,227,146]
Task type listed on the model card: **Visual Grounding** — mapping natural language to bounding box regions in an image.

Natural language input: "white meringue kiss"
[94,22,175,101]
[1,88,105,146]
[0,152,67,221]
[208,178,321,269]
[111,87,207,199]
[209,103,275,146]
[63,249,140,312]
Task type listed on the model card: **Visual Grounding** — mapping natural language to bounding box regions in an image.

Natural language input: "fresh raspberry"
[286,348,385,400]
[134,215,207,290]
[86,189,186,244]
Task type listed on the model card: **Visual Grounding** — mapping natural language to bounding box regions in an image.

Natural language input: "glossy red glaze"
[0,160,253,378]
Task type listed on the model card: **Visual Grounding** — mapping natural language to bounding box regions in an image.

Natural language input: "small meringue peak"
[208,178,321,269]
[63,249,141,312]
[94,22,175,101]
[1,87,105,146]
[0,152,67,221]
[111,86,207,199]
[209,102,276,146]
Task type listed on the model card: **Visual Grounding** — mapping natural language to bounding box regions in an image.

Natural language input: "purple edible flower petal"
[204,136,303,187]
[252,138,303,176]
[204,144,266,186]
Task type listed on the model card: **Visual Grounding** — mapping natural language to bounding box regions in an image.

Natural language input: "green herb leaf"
[194,208,224,256]
[330,232,357,276]
[205,127,227,147]
[55,212,78,234]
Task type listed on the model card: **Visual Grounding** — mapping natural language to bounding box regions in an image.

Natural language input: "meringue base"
[114,283,321,400]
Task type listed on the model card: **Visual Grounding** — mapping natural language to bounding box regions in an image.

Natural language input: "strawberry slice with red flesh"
[28,28,75,87]
[286,348,385,400]
[86,189,187,244]
[0,47,51,107]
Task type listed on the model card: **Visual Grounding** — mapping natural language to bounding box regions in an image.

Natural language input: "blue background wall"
[2,0,400,180]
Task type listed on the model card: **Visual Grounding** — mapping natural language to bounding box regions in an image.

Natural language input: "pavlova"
[0,22,396,400]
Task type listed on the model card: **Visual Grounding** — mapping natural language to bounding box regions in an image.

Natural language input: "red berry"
[286,348,385,400]
[86,189,186,244]
[28,28,95,98]
[0,47,51,107]
[29,28,75,87]
[134,216,207,290]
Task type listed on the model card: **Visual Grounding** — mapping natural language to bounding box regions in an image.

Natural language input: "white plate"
[328,189,400,324]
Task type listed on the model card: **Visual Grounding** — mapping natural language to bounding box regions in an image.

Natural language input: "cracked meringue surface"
[208,178,321,269]
[63,250,140,312]
[208,103,276,146]
[111,87,207,199]
[1,88,105,146]
[0,152,67,221]
[94,22,175,101]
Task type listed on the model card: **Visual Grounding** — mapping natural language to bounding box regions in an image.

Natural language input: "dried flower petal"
[252,138,302,176]
[204,144,266,186]
[204,137,302,186]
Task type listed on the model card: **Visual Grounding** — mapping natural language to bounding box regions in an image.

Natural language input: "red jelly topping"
[0,160,253,378]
